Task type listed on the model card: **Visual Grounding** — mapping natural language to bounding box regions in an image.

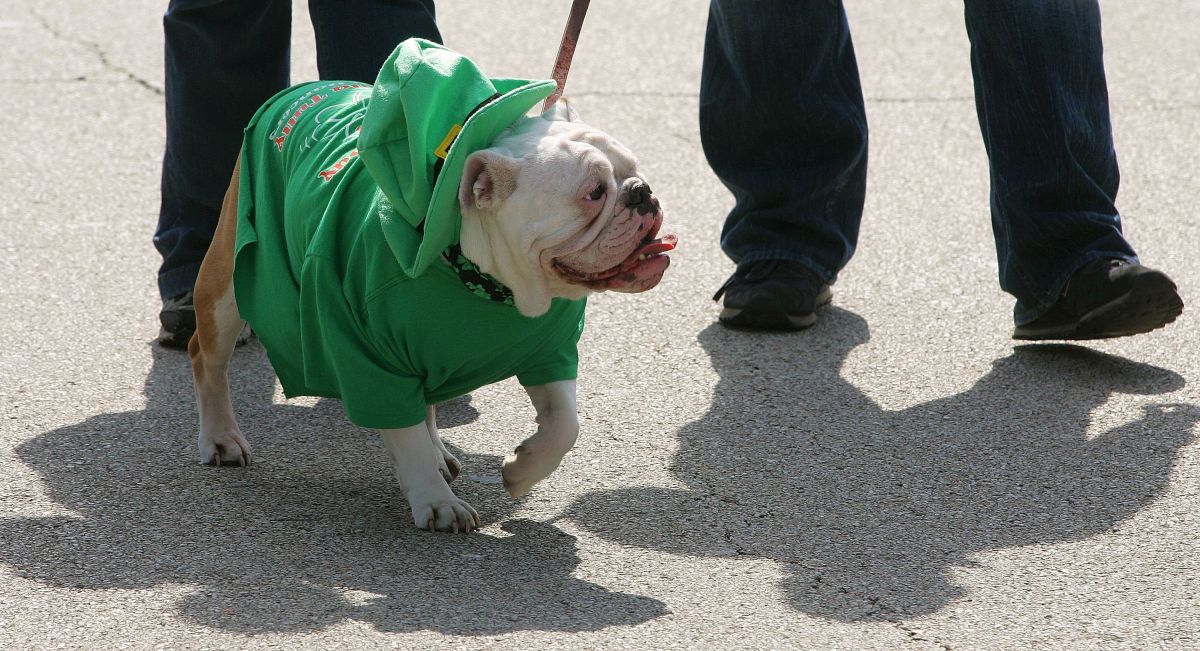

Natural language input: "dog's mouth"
[552,213,677,292]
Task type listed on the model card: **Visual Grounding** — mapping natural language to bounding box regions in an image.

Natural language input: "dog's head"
[457,101,675,317]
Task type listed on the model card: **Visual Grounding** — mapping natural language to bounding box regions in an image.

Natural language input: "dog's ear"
[541,98,582,124]
[459,150,518,212]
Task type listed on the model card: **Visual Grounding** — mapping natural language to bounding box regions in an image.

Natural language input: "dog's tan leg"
[502,380,579,497]
[380,422,479,532]
[189,155,252,466]
[426,405,461,483]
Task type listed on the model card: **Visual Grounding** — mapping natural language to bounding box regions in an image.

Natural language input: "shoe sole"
[718,286,833,331]
[1013,271,1183,341]
[157,324,255,350]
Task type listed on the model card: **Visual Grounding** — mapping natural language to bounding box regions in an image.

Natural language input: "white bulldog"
[188,100,675,533]
[460,102,674,314]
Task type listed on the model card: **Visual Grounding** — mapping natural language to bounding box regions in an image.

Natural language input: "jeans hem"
[1012,250,1139,325]
[729,251,839,286]
[158,263,203,301]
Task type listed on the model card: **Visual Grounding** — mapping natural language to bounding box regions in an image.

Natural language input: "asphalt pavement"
[1,1,1198,649]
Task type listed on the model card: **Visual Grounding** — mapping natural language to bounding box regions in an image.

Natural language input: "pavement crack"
[28,8,163,96]
[869,600,953,650]
[892,619,953,650]
[720,526,754,557]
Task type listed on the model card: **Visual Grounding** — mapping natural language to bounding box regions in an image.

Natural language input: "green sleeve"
[516,341,579,387]
[517,315,582,388]
[517,300,585,387]
[340,373,428,430]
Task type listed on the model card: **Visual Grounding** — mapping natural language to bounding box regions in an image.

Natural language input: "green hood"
[357,38,557,277]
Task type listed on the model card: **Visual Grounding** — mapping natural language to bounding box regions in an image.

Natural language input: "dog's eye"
[587,184,606,201]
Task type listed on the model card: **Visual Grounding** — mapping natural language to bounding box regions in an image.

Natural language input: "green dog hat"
[358,38,557,277]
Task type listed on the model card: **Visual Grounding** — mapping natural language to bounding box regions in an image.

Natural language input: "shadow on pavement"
[0,343,666,635]
[565,308,1197,621]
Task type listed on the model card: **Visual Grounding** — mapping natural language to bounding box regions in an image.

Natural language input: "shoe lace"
[163,290,195,311]
[712,260,782,302]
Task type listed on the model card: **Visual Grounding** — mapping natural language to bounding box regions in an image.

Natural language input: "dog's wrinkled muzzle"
[553,202,677,293]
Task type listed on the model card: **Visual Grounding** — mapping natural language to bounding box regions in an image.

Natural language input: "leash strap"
[542,0,591,111]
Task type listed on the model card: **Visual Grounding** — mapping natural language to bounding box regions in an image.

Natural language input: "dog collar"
[443,244,515,306]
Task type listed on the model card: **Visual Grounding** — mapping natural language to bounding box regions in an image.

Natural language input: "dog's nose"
[624,182,658,215]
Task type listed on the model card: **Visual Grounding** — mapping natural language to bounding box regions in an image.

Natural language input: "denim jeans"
[155,0,440,301]
[700,0,1138,325]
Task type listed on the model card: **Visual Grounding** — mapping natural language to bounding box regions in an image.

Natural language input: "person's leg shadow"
[566,308,1197,621]
[0,342,666,634]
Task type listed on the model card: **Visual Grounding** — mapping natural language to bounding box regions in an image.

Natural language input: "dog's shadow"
[0,343,666,634]
[566,309,1198,622]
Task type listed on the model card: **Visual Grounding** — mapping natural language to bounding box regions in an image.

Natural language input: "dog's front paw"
[198,429,252,467]
[409,491,480,533]
[501,444,567,498]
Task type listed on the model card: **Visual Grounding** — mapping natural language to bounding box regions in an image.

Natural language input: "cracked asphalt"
[2,1,1198,649]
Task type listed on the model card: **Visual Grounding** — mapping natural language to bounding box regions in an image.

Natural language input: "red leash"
[542,0,591,111]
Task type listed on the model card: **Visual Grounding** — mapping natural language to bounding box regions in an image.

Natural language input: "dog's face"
[457,101,675,317]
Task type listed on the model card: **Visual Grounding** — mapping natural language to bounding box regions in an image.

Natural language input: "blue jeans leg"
[308,0,440,81]
[155,0,441,301]
[964,0,1138,324]
[157,0,292,301]
[700,0,868,284]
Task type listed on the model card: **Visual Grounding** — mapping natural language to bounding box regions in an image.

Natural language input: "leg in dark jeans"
[157,0,292,305]
[701,0,867,329]
[308,0,440,81]
[702,0,867,280]
[965,0,1181,338]
[155,0,441,346]
[703,0,1180,336]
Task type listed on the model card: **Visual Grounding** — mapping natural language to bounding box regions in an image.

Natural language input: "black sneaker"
[1013,259,1183,341]
[713,260,833,330]
[157,290,255,349]
[158,290,196,349]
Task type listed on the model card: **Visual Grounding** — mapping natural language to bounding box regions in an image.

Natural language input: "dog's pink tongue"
[613,233,678,273]
[641,233,678,257]
[596,233,677,292]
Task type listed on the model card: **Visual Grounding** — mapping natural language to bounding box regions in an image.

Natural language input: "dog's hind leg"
[189,155,252,466]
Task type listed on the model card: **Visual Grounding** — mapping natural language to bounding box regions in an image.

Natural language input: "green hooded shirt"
[233,80,586,430]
